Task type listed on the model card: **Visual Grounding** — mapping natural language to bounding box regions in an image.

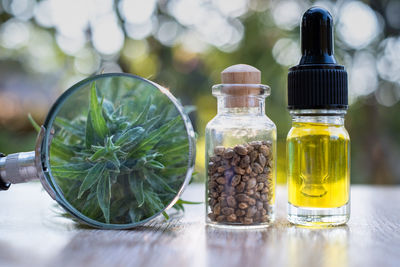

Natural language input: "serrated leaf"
[102,99,115,117]
[110,198,130,219]
[63,180,80,200]
[132,97,151,126]
[144,169,176,194]
[160,166,187,176]
[97,171,111,223]
[143,190,164,214]
[141,115,162,133]
[82,187,102,219]
[107,153,121,171]
[51,163,91,179]
[129,174,145,207]
[78,163,105,199]
[50,139,76,161]
[129,208,143,223]
[145,159,164,169]
[55,117,85,138]
[115,126,144,146]
[158,141,189,155]
[127,116,181,157]
[89,82,108,140]
[147,104,156,118]
[85,112,97,148]
[89,137,122,172]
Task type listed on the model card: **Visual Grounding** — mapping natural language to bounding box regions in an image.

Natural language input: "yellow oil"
[287,122,350,208]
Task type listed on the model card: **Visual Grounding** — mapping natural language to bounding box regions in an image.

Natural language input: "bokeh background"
[0,0,399,184]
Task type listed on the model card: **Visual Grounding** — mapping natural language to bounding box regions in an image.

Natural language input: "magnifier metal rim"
[40,72,195,229]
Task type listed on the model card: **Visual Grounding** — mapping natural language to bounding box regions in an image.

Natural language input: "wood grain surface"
[0,183,399,267]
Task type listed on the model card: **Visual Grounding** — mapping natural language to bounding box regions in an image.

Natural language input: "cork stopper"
[220,64,262,108]
[221,64,261,84]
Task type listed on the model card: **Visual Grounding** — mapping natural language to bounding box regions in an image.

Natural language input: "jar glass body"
[286,109,350,226]
[205,89,277,228]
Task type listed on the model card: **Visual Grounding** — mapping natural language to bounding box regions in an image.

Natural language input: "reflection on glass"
[205,226,275,266]
[288,226,349,267]
[300,137,328,197]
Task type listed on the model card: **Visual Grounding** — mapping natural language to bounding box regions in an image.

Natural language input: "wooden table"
[0,183,399,267]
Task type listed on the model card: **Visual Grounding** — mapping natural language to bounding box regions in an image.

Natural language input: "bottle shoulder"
[287,122,349,140]
[206,114,276,131]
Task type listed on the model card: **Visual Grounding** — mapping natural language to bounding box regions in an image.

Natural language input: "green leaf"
[129,175,145,207]
[88,146,108,161]
[115,126,144,146]
[28,113,41,132]
[85,112,97,148]
[145,159,165,169]
[160,166,187,176]
[162,211,169,220]
[78,163,105,199]
[144,170,176,194]
[172,199,202,213]
[132,97,151,126]
[102,99,115,117]
[127,116,181,157]
[88,137,122,173]
[89,82,108,140]
[51,163,91,179]
[141,115,162,133]
[50,139,76,161]
[63,180,80,200]
[175,199,202,205]
[106,153,121,171]
[110,198,130,218]
[143,190,164,214]
[158,142,189,155]
[82,187,102,219]
[55,117,85,137]
[173,203,184,212]
[129,208,143,223]
[97,171,111,223]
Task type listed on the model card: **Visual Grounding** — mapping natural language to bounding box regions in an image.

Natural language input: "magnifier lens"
[42,74,194,228]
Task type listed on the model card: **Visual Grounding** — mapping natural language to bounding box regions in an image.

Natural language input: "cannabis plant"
[48,76,194,225]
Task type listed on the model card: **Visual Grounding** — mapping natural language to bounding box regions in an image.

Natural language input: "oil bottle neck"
[289,109,346,125]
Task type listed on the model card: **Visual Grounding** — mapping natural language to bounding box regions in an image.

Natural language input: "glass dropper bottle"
[286,7,350,226]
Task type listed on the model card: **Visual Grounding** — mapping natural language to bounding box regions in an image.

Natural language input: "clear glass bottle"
[205,64,276,228]
[286,7,350,226]
[287,110,350,226]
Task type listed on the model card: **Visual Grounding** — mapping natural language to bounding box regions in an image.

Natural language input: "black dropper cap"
[288,7,348,109]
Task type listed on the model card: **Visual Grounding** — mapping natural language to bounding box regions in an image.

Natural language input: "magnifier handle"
[0,151,38,190]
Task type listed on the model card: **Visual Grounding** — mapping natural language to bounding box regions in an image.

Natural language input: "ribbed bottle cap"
[288,7,348,110]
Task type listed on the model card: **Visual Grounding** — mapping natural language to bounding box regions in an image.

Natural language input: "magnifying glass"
[0,73,196,229]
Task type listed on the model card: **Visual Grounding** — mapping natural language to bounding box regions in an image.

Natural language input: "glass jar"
[287,109,350,226]
[205,64,276,228]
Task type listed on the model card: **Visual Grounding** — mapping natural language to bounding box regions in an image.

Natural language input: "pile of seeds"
[207,141,274,225]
